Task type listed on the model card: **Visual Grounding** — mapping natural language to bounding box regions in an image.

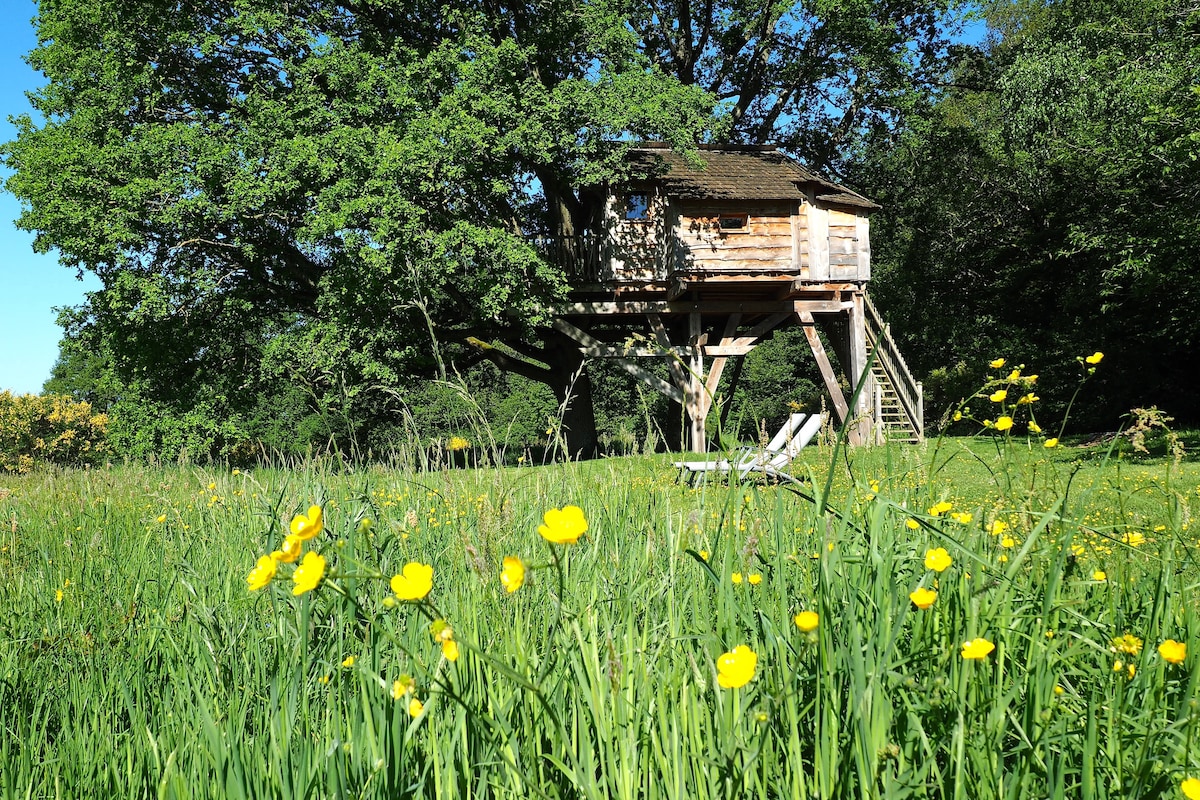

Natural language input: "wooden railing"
[535,232,603,284]
[863,291,923,441]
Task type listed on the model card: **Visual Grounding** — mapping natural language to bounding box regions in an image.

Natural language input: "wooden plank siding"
[672,201,797,274]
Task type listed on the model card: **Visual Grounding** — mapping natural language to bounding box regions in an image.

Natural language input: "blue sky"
[0,1,102,395]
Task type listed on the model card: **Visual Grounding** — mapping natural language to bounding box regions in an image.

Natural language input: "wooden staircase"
[863,292,923,443]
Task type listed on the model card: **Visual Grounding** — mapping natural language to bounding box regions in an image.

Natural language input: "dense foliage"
[862,0,1200,427]
[0,391,108,473]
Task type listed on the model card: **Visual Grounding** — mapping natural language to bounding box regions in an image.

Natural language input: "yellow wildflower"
[277,533,303,564]
[989,390,1008,403]
[292,551,326,596]
[1044,437,1059,448]
[1027,421,1042,433]
[408,697,424,717]
[748,573,763,585]
[442,638,460,662]
[989,358,1006,369]
[1085,351,1104,365]
[500,556,525,593]
[1093,570,1107,581]
[928,501,953,516]
[1017,393,1038,404]
[990,520,1008,536]
[961,638,995,660]
[1001,536,1016,548]
[950,511,973,524]
[391,562,434,601]
[1181,777,1200,799]
[905,518,920,530]
[156,514,167,524]
[731,572,743,584]
[538,505,588,545]
[1007,369,1021,380]
[56,589,64,603]
[995,416,1014,432]
[716,645,758,689]
[247,555,277,591]
[924,547,953,572]
[909,587,937,609]
[290,505,324,541]
[447,436,470,451]
[391,674,415,699]
[341,655,356,668]
[1158,639,1187,665]
[794,610,819,632]
[1111,633,1143,656]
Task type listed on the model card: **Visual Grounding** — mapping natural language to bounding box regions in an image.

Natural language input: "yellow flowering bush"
[0,391,108,473]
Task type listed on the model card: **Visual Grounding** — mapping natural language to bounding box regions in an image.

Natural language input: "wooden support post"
[702,314,741,418]
[687,313,705,453]
[847,293,873,446]
[798,311,850,426]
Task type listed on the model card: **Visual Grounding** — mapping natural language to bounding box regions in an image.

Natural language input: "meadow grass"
[2,431,1199,799]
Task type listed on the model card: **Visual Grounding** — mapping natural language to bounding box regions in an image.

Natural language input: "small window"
[718,213,748,232]
[625,193,650,221]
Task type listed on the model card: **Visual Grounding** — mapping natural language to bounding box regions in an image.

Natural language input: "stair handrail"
[862,291,923,440]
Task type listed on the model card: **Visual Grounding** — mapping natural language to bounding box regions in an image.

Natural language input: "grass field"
[2,430,1199,799]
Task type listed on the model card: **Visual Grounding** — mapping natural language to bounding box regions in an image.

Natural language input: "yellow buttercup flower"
[391,562,434,601]
[447,436,470,451]
[1017,393,1038,404]
[989,390,1008,403]
[924,547,952,573]
[990,520,1008,536]
[1158,639,1187,665]
[1007,369,1021,380]
[995,416,1014,432]
[748,573,763,585]
[341,655,356,668]
[950,511,973,524]
[961,638,995,660]
[716,645,758,689]
[1044,437,1059,448]
[1085,351,1104,365]
[292,551,326,596]
[1093,570,1107,581]
[905,518,920,530]
[56,589,64,603]
[277,533,303,564]
[247,554,277,591]
[989,358,1005,369]
[442,639,460,662]
[1111,633,1143,655]
[538,505,588,544]
[156,514,167,524]
[408,697,424,717]
[928,501,953,516]
[391,674,415,699]
[1027,421,1042,433]
[290,505,324,541]
[500,556,525,593]
[909,587,937,609]
[731,572,743,584]
[794,610,819,632]
[1181,777,1200,799]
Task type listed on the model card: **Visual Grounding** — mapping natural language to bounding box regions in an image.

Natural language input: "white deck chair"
[674,413,815,486]
[733,412,823,485]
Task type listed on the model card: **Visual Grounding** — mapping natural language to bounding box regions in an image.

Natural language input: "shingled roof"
[626,144,879,210]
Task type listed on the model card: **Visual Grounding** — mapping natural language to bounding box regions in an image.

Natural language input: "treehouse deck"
[542,144,922,453]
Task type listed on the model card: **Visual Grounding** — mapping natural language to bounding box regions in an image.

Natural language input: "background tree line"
[4,0,1197,463]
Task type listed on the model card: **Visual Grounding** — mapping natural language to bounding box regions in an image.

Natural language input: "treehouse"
[548,144,922,452]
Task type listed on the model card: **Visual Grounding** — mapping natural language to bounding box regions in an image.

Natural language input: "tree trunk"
[544,331,599,459]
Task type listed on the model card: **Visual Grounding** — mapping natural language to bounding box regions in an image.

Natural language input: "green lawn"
[2,434,1199,798]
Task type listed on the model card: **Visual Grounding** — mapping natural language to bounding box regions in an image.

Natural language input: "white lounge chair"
[673,413,822,486]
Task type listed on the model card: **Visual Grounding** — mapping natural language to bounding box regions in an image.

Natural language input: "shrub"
[0,391,109,473]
